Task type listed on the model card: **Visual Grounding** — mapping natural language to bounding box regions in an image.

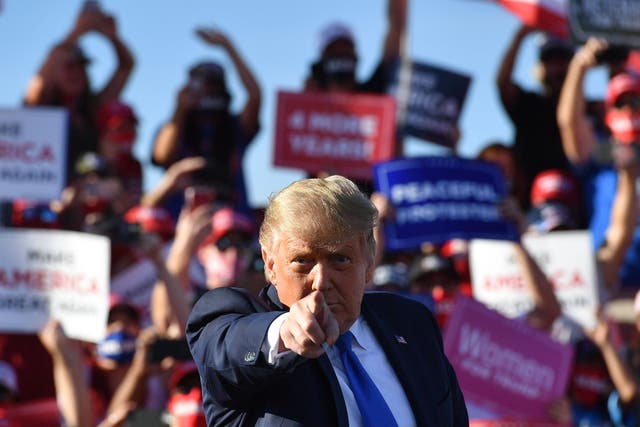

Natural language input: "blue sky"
[0,0,609,207]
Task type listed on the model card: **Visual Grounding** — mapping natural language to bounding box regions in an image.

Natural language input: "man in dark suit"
[187,175,468,426]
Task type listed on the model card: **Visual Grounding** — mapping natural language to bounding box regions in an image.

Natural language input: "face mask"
[167,387,207,427]
[201,247,249,288]
[322,57,356,84]
[96,329,137,364]
[605,108,640,144]
[198,95,228,112]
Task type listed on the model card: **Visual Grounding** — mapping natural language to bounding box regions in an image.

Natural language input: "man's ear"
[262,247,276,286]
[364,257,375,285]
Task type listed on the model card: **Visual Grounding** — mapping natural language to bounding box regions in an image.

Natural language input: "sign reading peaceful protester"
[0,229,110,342]
[469,231,599,330]
[444,296,574,421]
[389,60,471,148]
[373,157,518,250]
[274,90,396,179]
[568,0,640,48]
[0,107,68,200]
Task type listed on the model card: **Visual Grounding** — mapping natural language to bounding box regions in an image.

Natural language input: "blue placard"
[389,60,472,147]
[373,156,519,251]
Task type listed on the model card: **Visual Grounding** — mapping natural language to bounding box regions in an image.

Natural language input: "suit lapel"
[317,355,349,427]
[361,299,431,427]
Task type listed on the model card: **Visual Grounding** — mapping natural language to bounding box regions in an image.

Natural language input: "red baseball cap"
[530,169,578,207]
[605,72,640,109]
[95,100,138,134]
[200,207,253,247]
[124,205,175,239]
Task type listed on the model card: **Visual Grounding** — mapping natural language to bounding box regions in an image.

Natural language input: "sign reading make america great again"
[374,156,519,250]
[273,90,397,180]
[0,107,68,201]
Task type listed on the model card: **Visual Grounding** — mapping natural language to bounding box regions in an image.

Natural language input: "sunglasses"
[215,235,251,252]
[614,95,640,110]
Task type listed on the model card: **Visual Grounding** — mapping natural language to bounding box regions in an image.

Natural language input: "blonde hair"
[259,175,378,259]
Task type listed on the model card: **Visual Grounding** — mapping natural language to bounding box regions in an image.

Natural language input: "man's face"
[263,230,374,334]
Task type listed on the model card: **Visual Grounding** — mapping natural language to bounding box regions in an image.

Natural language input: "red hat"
[124,206,175,239]
[530,169,578,207]
[168,361,199,392]
[201,207,253,247]
[605,72,640,109]
[95,100,138,134]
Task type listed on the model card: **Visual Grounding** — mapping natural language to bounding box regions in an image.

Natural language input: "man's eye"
[331,254,350,264]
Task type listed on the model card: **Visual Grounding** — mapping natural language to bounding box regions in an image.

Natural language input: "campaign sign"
[470,231,599,330]
[389,60,471,148]
[274,90,397,180]
[0,229,110,342]
[373,156,518,250]
[0,107,68,201]
[444,296,574,421]
[568,0,640,49]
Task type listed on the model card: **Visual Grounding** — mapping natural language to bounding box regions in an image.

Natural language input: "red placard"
[273,90,397,180]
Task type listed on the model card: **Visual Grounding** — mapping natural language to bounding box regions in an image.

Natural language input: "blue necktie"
[334,331,399,427]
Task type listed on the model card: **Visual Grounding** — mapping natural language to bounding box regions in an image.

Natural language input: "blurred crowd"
[2,1,640,426]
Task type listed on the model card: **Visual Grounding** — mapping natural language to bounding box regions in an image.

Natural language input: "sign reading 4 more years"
[0,107,68,201]
[568,0,640,48]
[273,91,397,180]
[374,156,519,251]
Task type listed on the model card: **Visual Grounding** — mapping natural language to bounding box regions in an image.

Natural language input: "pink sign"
[273,90,397,180]
[444,296,574,421]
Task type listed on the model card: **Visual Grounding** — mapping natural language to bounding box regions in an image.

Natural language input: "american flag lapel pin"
[395,335,407,344]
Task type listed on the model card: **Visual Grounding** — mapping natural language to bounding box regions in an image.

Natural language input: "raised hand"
[279,290,340,358]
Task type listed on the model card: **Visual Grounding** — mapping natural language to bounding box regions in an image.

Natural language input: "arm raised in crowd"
[382,0,407,62]
[584,314,638,405]
[556,37,608,165]
[597,144,639,290]
[500,197,562,330]
[151,205,212,337]
[38,319,94,427]
[196,28,262,140]
[93,12,135,103]
[140,156,207,207]
[496,25,534,111]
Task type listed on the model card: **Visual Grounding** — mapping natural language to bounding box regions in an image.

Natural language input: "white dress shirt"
[267,314,416,427]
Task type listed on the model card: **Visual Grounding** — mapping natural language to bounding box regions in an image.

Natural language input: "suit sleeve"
[186,287,306,406]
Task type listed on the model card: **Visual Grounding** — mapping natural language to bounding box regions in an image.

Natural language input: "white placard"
[0,229,110,342]
[470,231,599,329]
[0,107,68,201]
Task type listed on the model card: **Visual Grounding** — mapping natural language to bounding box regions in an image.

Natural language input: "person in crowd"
[557,38,640,294]
[304,0,406,95]
[151,28,261,213]
[476,141,530,211]
[164,361,207,427]
[186,175,468,426]
[151,205,256,337]
[496,25,574,202]
[23,2,134,183]
[368,262,410,293]
[95,99,143,206]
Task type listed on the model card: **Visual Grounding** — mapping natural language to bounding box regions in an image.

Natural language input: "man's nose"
[310,262,331,292]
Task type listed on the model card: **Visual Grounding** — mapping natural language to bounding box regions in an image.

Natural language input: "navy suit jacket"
[186,285,468,426]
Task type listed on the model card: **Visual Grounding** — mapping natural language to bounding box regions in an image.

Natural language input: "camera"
[596,45,630,64]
